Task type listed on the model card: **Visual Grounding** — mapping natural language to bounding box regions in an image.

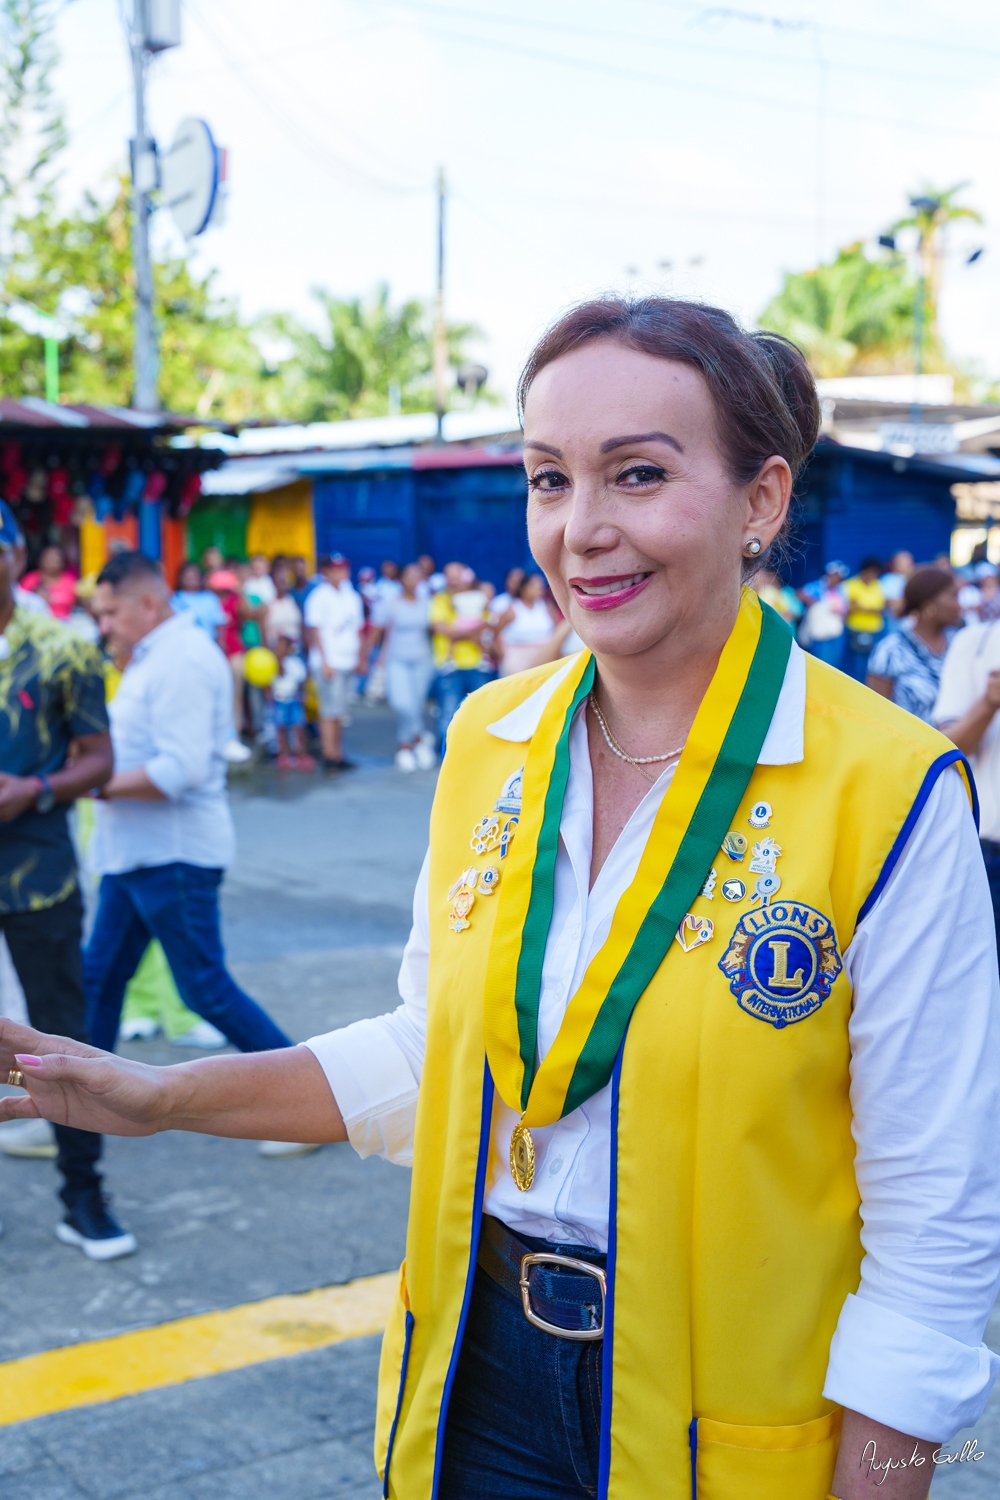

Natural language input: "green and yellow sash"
[484,587,792,1126]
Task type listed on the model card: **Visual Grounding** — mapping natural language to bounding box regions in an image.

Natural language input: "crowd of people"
[166,547,572,773]
[755,547,1000,952]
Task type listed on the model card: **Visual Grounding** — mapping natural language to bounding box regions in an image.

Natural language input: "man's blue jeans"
[84,863,292,1055]
[435,668,493,749]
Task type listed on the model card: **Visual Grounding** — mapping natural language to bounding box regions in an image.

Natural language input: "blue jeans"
[84,863,292,1054]
[844,629,884,682]
[435,669,493,749]
[808,636,844,668]
[438,1247,606,1497]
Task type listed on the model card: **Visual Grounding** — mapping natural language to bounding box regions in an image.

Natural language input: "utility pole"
[910,273,925,425]
[128,1,158,412]
[433,166,447,445]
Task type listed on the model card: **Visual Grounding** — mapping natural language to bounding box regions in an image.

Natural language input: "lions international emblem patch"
[718,901,842,1029]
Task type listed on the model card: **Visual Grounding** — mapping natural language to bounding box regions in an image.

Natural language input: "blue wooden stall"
[787,440,1000,584]
[300,448,531,585]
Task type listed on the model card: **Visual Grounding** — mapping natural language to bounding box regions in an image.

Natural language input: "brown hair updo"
[902,566,954,616]
[518,296,820,489]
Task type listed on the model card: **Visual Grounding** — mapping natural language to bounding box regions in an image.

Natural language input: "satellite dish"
[160,118,224,238]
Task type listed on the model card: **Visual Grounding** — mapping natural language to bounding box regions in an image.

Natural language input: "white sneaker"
[223,740,253,765]
[0,1117,57,1158]
[395,747,417,772]
[257,1140,321,1157]
[413,741,437,771]
[119,1016,160,1041]
[168,1020,228,1048]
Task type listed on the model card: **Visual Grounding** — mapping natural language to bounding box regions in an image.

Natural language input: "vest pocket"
[377,1262,414,1498]
[694,1409,841,1500]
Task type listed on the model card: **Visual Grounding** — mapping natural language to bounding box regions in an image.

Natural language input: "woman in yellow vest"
[3,298,1000,1500]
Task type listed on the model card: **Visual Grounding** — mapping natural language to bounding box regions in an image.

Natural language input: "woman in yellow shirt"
[842,557,887,681]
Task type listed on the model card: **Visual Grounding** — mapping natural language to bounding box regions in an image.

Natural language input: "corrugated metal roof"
[0,398,226,432]
[198,408,521,457]
[817,436,1000,483]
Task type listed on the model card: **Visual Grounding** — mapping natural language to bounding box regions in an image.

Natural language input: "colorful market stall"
[0,397,224,580]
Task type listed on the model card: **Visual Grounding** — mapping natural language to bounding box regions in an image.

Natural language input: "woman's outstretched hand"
[0,1019,349,1145]
[0,1018,168,1135]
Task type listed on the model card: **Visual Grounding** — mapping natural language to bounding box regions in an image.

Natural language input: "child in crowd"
[269,634,314,771]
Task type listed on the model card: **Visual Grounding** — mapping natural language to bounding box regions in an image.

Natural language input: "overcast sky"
[53,0,1000,403]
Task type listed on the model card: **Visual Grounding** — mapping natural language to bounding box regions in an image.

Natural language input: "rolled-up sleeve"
[305,851,430,1165]
[144,662,217,797]
[823,766,1000,1439]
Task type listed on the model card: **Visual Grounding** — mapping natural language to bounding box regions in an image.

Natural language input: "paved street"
[0,703,998,1496]
[0,705,429,1499]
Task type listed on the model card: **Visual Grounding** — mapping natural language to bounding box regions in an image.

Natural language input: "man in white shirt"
[85,552,293,1065]
[935,618,1000,954]
[304,553,364,772]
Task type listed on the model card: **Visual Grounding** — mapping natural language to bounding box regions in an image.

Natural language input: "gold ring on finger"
[6,1069,25,1088]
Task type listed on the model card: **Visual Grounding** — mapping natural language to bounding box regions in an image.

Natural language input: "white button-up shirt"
[935,619,1000,840]
[90,611,236,875]
[307,645,1000,1440]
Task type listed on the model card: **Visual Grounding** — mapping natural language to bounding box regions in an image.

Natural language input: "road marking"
[0,1269,398,1426]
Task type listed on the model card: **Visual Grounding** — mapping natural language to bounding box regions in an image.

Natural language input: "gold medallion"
[509,1122,536,1192]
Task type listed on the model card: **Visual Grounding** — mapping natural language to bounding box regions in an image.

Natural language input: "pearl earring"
[743,537,763,558]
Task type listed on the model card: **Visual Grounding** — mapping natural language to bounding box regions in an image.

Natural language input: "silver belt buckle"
[519,1251,606,1341]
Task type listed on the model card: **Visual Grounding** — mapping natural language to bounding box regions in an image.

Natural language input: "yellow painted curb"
[0,1270,397,1426]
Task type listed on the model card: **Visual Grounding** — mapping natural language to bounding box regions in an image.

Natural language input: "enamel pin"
[448,885,475,933]
[753,873,781,904]
[701,867,717,900]
[722,878,746,903]
[448,864,501,932]
[748,801,772,829]
[675,913,715,953]
[748,837,781,875]
[722,832,748,863]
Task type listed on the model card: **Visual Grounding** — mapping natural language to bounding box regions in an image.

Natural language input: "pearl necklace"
[588,691,685,784]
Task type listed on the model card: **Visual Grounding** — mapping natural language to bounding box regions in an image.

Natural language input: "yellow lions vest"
[374,624,970,1500]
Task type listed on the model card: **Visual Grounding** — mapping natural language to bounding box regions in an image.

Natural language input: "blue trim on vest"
[857,750,977,925]
[688,1417,699,1499]
[596,1038,625,1499]
[382,1310,415,1498]
[430,1064,494,1500]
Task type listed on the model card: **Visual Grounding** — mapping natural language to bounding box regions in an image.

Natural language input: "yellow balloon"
[244,646,279,687]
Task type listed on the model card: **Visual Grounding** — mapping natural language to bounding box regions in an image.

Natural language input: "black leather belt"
[477,1214,607,1341]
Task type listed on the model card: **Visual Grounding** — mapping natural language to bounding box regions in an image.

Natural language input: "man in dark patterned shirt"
[0,501,134,1259]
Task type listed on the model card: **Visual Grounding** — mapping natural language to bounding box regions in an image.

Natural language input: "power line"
[402,15,999,144]
[183,0,426,196]
[381,0,1000,92]
[626,0,1000,65]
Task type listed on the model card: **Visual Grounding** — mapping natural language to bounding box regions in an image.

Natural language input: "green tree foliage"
[0,0,65,222]
[0,1,486,419]
[759,242,920,378]
[260,283,482,422]
[0,178,270,417]
[1,181,483,419]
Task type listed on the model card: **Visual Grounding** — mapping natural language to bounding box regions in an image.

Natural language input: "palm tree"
[758,242,916,378]
[890,183,983,343]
